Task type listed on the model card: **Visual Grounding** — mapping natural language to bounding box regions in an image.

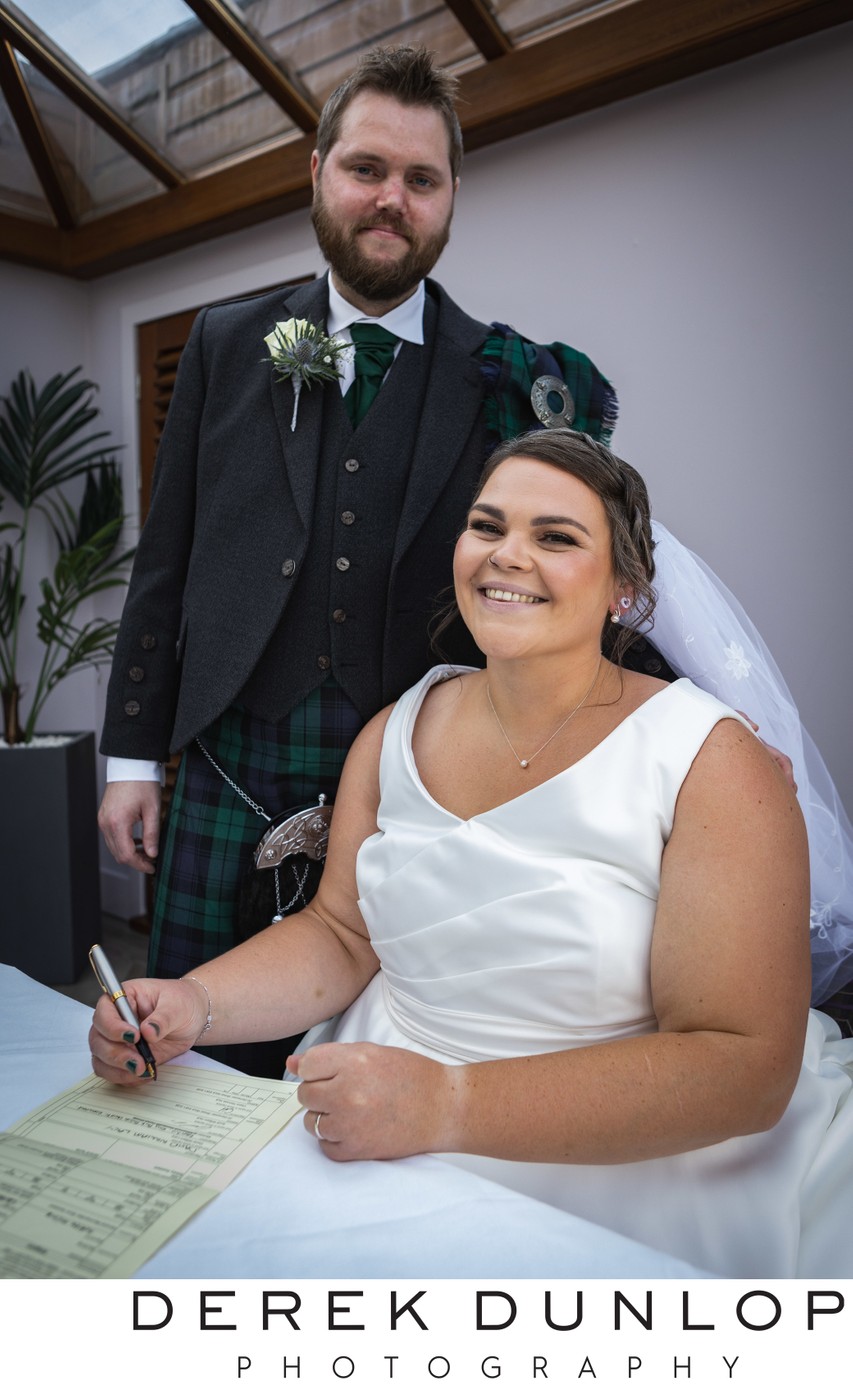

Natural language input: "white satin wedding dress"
[322,666,853,1278]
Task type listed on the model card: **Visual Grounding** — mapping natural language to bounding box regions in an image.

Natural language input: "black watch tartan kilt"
[148,677,364,980]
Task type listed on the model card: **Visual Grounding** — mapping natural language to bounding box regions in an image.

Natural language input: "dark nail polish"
[122,1031,136,1043]
[125,1059,138,1073]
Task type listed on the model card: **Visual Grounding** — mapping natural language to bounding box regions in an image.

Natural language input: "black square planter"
[0,731,102,984]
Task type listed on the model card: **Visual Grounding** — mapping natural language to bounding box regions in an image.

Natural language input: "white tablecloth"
[0,964,706,1278]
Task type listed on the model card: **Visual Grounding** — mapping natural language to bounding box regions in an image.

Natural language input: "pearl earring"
[611,595,631,624]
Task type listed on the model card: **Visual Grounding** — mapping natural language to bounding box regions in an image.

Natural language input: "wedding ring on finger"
[314,1112,327,1141]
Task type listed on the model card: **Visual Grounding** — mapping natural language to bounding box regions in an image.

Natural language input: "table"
[0,964,706,1278]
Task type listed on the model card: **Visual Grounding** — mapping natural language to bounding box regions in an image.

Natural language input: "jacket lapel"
[267,277,336,533]
[393,283,487,564]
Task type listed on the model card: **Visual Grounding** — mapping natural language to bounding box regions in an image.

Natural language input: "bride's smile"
[479,583,546,606]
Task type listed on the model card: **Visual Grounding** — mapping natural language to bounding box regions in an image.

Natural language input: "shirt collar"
[326,272,425,345]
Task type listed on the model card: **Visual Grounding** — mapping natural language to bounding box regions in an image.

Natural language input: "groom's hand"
[98,780,162,872]
[737,712,796,792]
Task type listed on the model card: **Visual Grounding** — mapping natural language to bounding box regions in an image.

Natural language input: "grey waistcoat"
[239,303,437,723]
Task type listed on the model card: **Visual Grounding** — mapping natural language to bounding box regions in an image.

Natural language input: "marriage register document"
[0,1064,302,1278]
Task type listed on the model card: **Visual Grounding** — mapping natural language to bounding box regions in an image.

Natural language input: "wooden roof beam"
[58,133,318,279]
[0,38,74,228]
[444,0,513,59]
[0,208,63,269]
[183,0,320,131]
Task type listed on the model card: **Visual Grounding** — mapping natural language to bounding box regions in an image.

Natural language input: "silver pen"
[89,944,157,1079]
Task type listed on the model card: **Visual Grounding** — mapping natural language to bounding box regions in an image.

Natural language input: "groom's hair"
[315,46,463,180]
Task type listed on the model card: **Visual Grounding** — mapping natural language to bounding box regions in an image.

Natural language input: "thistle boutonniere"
[264,318,350,431]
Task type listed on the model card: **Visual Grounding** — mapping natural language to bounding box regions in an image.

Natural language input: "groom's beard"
[311,182,452,305]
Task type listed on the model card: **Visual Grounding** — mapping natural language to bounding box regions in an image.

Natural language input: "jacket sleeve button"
[124,700,141,717]
[281,558,296,577]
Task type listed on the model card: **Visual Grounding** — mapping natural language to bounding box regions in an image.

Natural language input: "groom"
[97,46,670,1075]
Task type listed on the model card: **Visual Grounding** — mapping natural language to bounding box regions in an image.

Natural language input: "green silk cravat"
[343,322,399,426]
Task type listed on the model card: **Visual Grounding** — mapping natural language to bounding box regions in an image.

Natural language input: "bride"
[90,428,853,1277]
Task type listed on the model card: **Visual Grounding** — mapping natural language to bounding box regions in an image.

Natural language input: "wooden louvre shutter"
[133,307,200,931]
[137,306,200,523]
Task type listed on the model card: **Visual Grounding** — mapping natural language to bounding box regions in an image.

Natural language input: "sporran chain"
[195,736,315,926]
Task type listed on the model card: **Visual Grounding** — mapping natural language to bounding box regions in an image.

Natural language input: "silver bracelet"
[183,974,213,1041]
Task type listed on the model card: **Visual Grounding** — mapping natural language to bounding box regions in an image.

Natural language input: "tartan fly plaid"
[148,677,363,979]
[480,323,618,452]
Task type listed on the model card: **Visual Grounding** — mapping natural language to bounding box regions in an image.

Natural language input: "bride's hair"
[431,428,656,663]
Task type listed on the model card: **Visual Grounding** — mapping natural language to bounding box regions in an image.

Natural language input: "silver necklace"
[485,661,602,769]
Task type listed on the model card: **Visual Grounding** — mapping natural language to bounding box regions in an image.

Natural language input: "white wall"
[2,22,850,915]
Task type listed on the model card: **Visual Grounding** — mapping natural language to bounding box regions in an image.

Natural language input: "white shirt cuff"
[106,757,165,785]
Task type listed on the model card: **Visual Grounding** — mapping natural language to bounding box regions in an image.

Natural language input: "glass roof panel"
[15,0,195,78]
[0,78,54,220]
[17,55,164,221]
[249,0,483,111]
[14,0,298,178]
[146,31,296,176]
[491,0,623,46]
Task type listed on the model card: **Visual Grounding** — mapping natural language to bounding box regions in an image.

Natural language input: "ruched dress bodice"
[356,669,724,1060]
[322,667,853,1277]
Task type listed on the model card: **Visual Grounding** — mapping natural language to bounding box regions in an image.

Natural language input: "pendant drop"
[519,759,529,769]
[272,913,284,923]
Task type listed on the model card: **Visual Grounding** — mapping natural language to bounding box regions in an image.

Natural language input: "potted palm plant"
[0,367,134,983]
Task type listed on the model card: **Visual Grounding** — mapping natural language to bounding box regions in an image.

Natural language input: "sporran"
[237,798,333,941]
[195,736,333,941]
